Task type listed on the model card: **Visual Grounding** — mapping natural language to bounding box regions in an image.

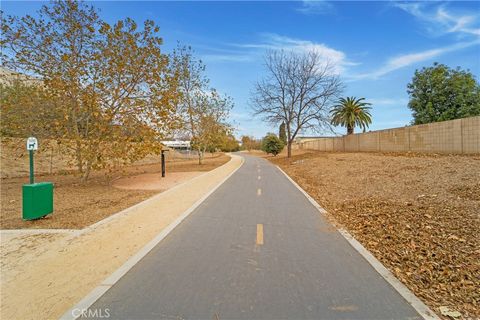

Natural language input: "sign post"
[23,137,54,220]
[161,150,167,178]
[29,150,34,184]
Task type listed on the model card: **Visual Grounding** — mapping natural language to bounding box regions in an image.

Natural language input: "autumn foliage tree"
[220,134,240,152]
[241,136,253,151]
[173,45,234,164]
[0,79,63,138]
[1,1,180,181]
[241,135,261,151]
[210,129,239,153]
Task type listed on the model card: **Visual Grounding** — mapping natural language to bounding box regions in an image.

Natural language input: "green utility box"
[22,182,54,220]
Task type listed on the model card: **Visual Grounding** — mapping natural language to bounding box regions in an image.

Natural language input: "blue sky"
[3,1,480,138]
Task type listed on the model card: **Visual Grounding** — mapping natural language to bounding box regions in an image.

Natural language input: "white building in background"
[161,140,191,150]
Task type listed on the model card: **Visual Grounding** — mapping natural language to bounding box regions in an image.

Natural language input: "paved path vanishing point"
[85,154,422,319]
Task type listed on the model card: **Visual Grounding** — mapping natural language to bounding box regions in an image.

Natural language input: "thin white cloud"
[349,40,479,80]
[193,33,354,73]
[437,7,480,36]
[345,3,480,81]
[394,2,480,37]
[297,0,334,15]
[235,33,356,74]
[368,98,409,106]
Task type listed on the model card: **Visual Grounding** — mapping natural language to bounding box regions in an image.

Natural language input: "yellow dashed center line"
[257,188,262,196]
[256,224,264,245]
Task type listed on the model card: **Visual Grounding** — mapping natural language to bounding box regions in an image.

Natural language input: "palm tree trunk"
[347,125,354,135]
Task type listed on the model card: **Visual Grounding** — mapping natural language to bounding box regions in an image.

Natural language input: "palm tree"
[330,97,372,135]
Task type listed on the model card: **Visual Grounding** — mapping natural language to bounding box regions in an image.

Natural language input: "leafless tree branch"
[251,49,344,157]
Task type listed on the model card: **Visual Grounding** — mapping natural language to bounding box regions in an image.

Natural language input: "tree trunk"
[287,141,292,158]
[75,139,84,174]
[80,161,91,183]
[347,125,354,135]
[202,147,207,164]
[197,146,203,165]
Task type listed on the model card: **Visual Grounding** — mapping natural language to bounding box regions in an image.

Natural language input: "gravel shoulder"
[267,150,480,319]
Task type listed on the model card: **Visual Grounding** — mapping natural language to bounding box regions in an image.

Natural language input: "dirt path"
[0,155,243,320]
[113,171,203,191]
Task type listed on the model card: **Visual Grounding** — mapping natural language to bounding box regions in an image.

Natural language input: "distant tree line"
[240,136,262,151]
[240,133,284,157]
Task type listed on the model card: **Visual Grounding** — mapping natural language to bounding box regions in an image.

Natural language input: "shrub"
[262,134,284,156]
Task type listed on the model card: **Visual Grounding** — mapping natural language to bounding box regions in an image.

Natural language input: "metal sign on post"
[27,137,38,184]
[22,137,54,220]
[27,137,38,151]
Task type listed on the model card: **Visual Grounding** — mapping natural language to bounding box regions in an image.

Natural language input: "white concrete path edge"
[60,155,245,320]
[276,165,440,320]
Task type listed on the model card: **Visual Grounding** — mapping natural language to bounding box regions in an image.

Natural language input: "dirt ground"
[1,153,229,229]
[0,137,205,178]
[267,150,479,319]
[113,171,203,191]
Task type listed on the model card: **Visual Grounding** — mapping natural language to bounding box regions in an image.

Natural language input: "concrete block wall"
[358,131,379,152]
[296,116,480,154]
[325,138,334,151]
[461,116,480,154]
[344,134,359,152]
[299,138,336,151]
[409,119,462,153]
[378,127,410,152]
[333,138,344,151]
[314,139,324,151]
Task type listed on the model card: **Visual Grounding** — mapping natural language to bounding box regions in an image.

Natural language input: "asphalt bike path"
[85,154,421,319]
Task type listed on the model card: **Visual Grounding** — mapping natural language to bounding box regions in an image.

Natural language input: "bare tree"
[251,50,343,157]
